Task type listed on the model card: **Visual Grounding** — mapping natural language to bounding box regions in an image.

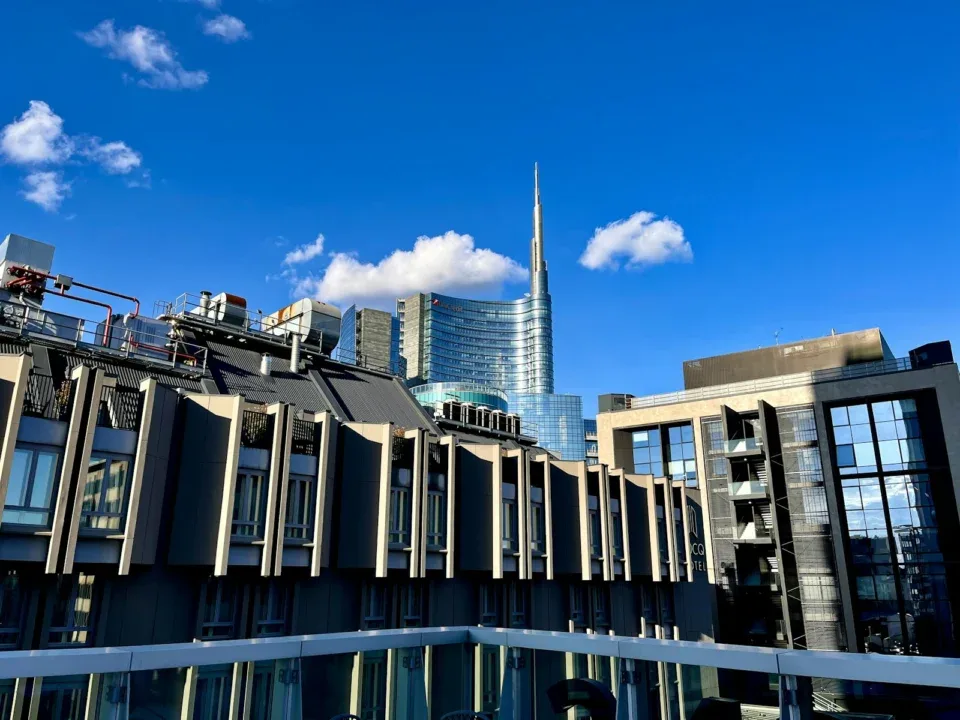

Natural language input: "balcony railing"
[241,410,273,449]
[730,479,768,498]
[625,356,924,410]
[22,373,73,422]
[0,627,958,720]
[291,418,316,456]
[724,436,763,454]
[97,386,142,431]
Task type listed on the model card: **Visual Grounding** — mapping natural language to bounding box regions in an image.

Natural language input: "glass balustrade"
[0,627,957,720]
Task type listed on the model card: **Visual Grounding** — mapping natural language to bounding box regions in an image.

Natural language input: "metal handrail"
[330,345,405,377]
[1,627,959,690]
[0,298,208,373]
[625,356,932,410]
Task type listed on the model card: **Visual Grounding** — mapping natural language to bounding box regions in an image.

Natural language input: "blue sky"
[2,1,958,415]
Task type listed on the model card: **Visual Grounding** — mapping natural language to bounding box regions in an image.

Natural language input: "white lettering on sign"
[690,541,707,573]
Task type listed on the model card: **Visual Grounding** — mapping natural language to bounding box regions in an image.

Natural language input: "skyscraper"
[398,166,584,459]
[333,305,403,375]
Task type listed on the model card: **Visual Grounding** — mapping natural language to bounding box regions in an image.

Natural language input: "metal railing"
[21,373,73,422]
[626,356,926,410]
[330,345,405,377]
[0,298,208,373]
[291,418,316,456]
[157,293,335,359]
[0,627,957,720]
[97,385,142,431]
[724,436,764,454]
[241,409,274,449]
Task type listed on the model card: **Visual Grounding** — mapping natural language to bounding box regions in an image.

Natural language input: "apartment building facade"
[0,233,713,720]
[597,333,960,667]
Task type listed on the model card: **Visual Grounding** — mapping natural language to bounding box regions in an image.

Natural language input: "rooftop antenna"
[775,328,783,346]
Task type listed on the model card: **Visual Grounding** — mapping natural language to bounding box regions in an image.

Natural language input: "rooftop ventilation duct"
[260,353,272,376]
[263,298,342,354]
[290,333,302,372]
[190,292,248,327]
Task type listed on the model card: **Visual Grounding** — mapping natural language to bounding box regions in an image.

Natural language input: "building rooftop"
[610,354,952,412]
[682,327,893,390]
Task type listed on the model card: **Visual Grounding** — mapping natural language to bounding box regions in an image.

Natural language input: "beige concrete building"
[598,335,960,683]
[0,232,713,720]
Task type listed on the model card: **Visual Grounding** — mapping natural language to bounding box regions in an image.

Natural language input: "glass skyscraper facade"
[411,382,508,413]
[398,166,585,460]
[398,293,554,396]
[830,396,955,657]
[333,305,403,375]
[512,393,585,461]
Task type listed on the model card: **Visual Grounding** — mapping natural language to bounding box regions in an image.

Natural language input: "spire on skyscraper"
[531,162,547,294]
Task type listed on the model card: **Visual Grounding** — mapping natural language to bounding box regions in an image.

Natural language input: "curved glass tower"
[399,165,554,395]
[399,166,584,459]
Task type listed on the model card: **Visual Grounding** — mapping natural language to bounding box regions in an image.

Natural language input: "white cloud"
[0,101,73,165]
[579,211,692,270]
[286,231,527,310]
[1,101,146,209]
[187,0,220,7]
[22,172,70,212]
[79,20,209,90]
[203,15,251,42]
[79,139,142,174]
[283,234,325,265]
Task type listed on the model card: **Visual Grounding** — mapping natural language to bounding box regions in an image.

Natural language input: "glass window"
[480,645,500,713]
[531,488,546,554]
[508,582,527,628]
[49,574,95,647]
[2,446,60,527]
[284,473,314,540]
[610,499,624,559]
[502,483,519,552]
[569,585,587,628]
[200,578,238,640]
[588,501,602,558]
[591,584,610,630]
[362,583,386,630]
[832,396,952,655]
[0,570,24,649]
[232,472,267,539]
[426,490,446,548]
[359,652,387,720]
[666,423,697,486]
[37,677,87,720]
[389,468,412,546]
[632,427,663,476]
[79,455,132,532]
[399,582,423,628]
[255,581,290,637]
[479,583,500,627]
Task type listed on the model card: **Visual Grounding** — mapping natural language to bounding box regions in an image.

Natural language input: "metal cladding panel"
[263,298,342,354]
[0,341,27,355]
[58,351,202,392]
[314,361,436,431]
[682,328,889,389]
[205,341,333,413]
[0,233,55,281]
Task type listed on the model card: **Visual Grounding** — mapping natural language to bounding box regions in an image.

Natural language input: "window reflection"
[831,396,952,657]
